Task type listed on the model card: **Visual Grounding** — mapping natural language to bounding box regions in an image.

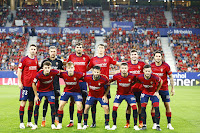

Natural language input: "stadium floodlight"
[182,0,184,2]
[62,0,65,1]
[136,0,138,2]
[123,0,126,1]
[148,0,150,2]
[113,0,116,1]
[164,0,166,2]
[107,0,110,2]
[172,0,174,2]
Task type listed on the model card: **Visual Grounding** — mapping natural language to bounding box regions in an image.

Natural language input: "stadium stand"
[13,5,60,27]
[65,7,103,27]
[172,6,200,28]
[169,34,200,72]
[0,8,9,27]
[110,6,167,28]
[0,33,29,71]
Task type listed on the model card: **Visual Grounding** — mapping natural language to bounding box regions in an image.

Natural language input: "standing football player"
[66,43,90,127]
[18,44,39,129]
[109,63,140,130]
[82,66,110,130]
[87,44,120,127]
[137,65,163,131]
[151,50,175,130]
[31,61,60,130]
[125,49,145,128]
[40,46,64,127]
[56,62,85,130]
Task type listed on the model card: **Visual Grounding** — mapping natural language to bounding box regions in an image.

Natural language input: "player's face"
[130,52,138,61]
[43,65,51,74]
[49,49,57,58]
[154,53,162,63]
[98,46,105,55]
[67,65,75,74]
[120,65,128,74]
[143,68,152,77]
[75,45,83,54]
[29,46,37,56]
[93,69,100,79]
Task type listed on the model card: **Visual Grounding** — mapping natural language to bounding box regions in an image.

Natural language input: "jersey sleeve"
[109,56,117,65]
[88,58,94,70]
[166,64,172,75]
[110,74,117,83]
[18,58,26,69]
[67,55,71,62]
[52,69,60,76]
[33,74,39,84]
[155,75,162,83]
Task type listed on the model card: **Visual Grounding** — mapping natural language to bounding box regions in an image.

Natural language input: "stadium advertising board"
[0,71,200,86]
[111,22,134,30]
[28,27,60,34]
[0,27,23,33]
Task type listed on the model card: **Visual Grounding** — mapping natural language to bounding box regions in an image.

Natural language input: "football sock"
[34,105,39,125]
[151,112,156,123]
[55,98,59,118]
[57,110,63,123]
[166,112,171,124]
[139,114,142,124]
[19,106,24,123]
[112,106,118,125]
[50,104,56,124]
[141,107,147,125]
[43,99,48,118]
[77,110,83,123]
[155,107,160,125]
[84,114,88,125]
[69,102,74,122]
[28,105,33,122]
[105,114,109,126]
[131,105,138,126]
[126,113,130,124]
[91,103,97,124]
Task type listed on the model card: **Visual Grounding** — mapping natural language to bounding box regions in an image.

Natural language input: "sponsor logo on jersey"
[74,62,86,65]
[65,82,77,85]
[143,84,153,88]
[89,85,101,90]
[153,73,164,77]
[29,66,37,70]
[119,83,131,87]
[96,63,107,67]
[129,70,141,74]
[42,79,53,84]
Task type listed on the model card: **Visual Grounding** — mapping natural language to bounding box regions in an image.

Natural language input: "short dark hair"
[154,50,163,56]
[143,64,151,69]
[93,65,101,70]
[49,46,57,50]
[30,44,37,48]
[98,44,105,47]
[75,42,83,47]
[66,61,74,67]
[43,61,52,66]
[130,49,138,53]
[121,62,128,66]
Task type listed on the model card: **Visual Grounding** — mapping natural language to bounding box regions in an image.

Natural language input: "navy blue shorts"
[60,92,82,102]
[86,96,108,106]
[159,90,170,102]
[133,91,142,103]
[141,93,159,104]
[38,91,55,104]
[19,87,34,101]
[79,82,88,98]
[114,95,136,104]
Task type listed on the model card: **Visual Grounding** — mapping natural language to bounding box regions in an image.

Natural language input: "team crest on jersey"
[161,68,163,72]
[129,79,131,82]
[138,66,141,69]
[98,83,101,86]
[74,77,76,81]
[104,59,106,62]
[83,57,85,61]
[150,81,153,84]
[56,62,58,65]
[51,76,53,79]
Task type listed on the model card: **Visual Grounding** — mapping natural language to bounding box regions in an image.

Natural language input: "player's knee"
[77,103,83,111]
[20,101,26,107]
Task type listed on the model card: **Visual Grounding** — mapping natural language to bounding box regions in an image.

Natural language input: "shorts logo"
[62,92,65,96]
[77,95,82,99]
[141,93,145,98]
[166,95,170,99]
[51,96,55,99]
[131,97,136,101]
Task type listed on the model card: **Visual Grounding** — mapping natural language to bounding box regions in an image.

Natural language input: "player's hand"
[153,92,160,99]
[34,96,39,103]
[18,82,23,89]
[102,95,108,103]
[170,88,175,96]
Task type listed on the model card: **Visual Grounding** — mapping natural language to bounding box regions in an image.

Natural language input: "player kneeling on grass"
[136,65,163,131]
[32,61,61,130]
[82,65,110,130]
[109,62,140,130]
[56,62,84,130]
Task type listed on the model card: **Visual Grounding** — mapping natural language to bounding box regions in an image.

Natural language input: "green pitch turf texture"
[0,85,200,133]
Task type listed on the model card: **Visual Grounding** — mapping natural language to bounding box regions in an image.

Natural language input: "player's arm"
[17,68,23,89]
[169,74,175,96]
[32,78,39,103]
[102,85,110,103]
[154,79,163,98]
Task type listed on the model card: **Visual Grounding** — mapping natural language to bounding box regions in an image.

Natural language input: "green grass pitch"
[0,85,200,133]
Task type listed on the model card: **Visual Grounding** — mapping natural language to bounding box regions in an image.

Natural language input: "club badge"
[74,77,76,81]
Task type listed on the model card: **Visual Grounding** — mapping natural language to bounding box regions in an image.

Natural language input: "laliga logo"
[197,74,200,77]
[9,28,19,32]
[113,23,118,28]
[137,29,145,34]
[62,28,80,34]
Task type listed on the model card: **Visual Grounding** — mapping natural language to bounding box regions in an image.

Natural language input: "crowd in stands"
[169,34,200,72]
[36,32,95,65]
[172,6,200,28]
[110,6,167,28]
[66,7,103,27]
[104,28,162,70]
[13,5,60,27]
[0,33,29,71]
[0,8,9,27]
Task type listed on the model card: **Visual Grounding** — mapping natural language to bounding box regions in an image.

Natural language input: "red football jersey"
[110,73,136,95]
[18,56,39,87]
[151,62,172,91]
[88,56,117,77]
[83,74,109,98]
[59,71,84,93]
[127,61,146,92]
[67,54,90,75]
[33,69,60,92]
[137,74,162,95]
